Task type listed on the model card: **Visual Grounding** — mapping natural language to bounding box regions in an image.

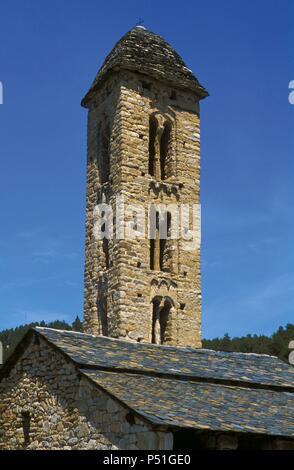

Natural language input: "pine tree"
[72,316,83,332]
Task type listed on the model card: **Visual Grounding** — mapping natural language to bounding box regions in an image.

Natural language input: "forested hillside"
[0,316,83,363]
[203,323,294,363]
[0,319,293,364]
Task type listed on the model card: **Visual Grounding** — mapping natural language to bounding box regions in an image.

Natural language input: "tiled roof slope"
[82,26,208,107]
[83,369,294,436]
[35,327,294,390]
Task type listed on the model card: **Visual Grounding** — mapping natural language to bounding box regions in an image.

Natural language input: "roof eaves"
[81,69,208,108]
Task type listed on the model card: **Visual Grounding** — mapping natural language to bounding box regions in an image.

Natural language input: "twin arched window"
[98,115,172,183]
[148,116,172,180]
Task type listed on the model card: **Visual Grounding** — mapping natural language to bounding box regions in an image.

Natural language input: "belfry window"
[100,210,110,270]
[148,116,173,180]
[149,208,159,271]
[148,115,157,177]
[152,297,173,345]
[159,211,172,272]
[160,121,172,180]
[149,210,172,272]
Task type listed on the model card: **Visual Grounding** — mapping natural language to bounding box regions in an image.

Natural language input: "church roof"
[83,369,294,436]
[33,327,294,390]
[2,327,294,438]
[81,26,208,107]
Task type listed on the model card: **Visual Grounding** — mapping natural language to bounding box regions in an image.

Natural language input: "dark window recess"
[160,121,172,180]
[97,277,108,336]
[102,238,109,270]
[150,238,155,270]
[159,212,171,272]
[173,430,206,450]
[148,116,157,176]
[113,216,116,238]
[151,298,173,345]
[100,209,110,270]
[170,90,177,100]
[142,81,151,91]
[21,411,31,447]
[150,211,172,272]
[125,412,135,425]
[159,301,171,343]
[149,206,158,270]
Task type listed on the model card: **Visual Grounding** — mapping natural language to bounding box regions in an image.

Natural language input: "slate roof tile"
[82,26,208,107]
[35,327,294,390]
[82,369,294,437]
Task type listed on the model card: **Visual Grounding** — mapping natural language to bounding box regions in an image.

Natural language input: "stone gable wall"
[0,337,172,450]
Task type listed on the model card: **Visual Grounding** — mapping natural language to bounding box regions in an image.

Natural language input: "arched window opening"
[160,121,172,180]
[100,209,110,270]
[149,209,159,271]
[102,238,109,270]
[160,212,172,272]
[151,298,173,345]
[97,277,108,336]
[160,300,172,343]
[150,210,172,272]
[148,116,157,177]
[150,238,155,270]
[98,124,110,184]
[151,298,160,343]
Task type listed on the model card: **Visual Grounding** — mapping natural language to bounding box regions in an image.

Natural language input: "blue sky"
[0,0,293,338]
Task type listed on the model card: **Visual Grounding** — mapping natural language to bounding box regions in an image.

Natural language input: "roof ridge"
[33,327,199,351]
[33,328,282,359]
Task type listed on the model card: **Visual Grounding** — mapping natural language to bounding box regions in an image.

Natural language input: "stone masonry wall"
[0,336,173,450]
[83,70,202,347]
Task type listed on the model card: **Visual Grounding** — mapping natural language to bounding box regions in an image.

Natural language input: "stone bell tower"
[82,26,208,347]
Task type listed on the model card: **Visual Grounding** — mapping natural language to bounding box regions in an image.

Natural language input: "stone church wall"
[0,337,172,450]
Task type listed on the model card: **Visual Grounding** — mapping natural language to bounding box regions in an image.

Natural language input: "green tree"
[72,316,83,332]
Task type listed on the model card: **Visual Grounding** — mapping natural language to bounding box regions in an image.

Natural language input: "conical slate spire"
[82,26,208,107]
